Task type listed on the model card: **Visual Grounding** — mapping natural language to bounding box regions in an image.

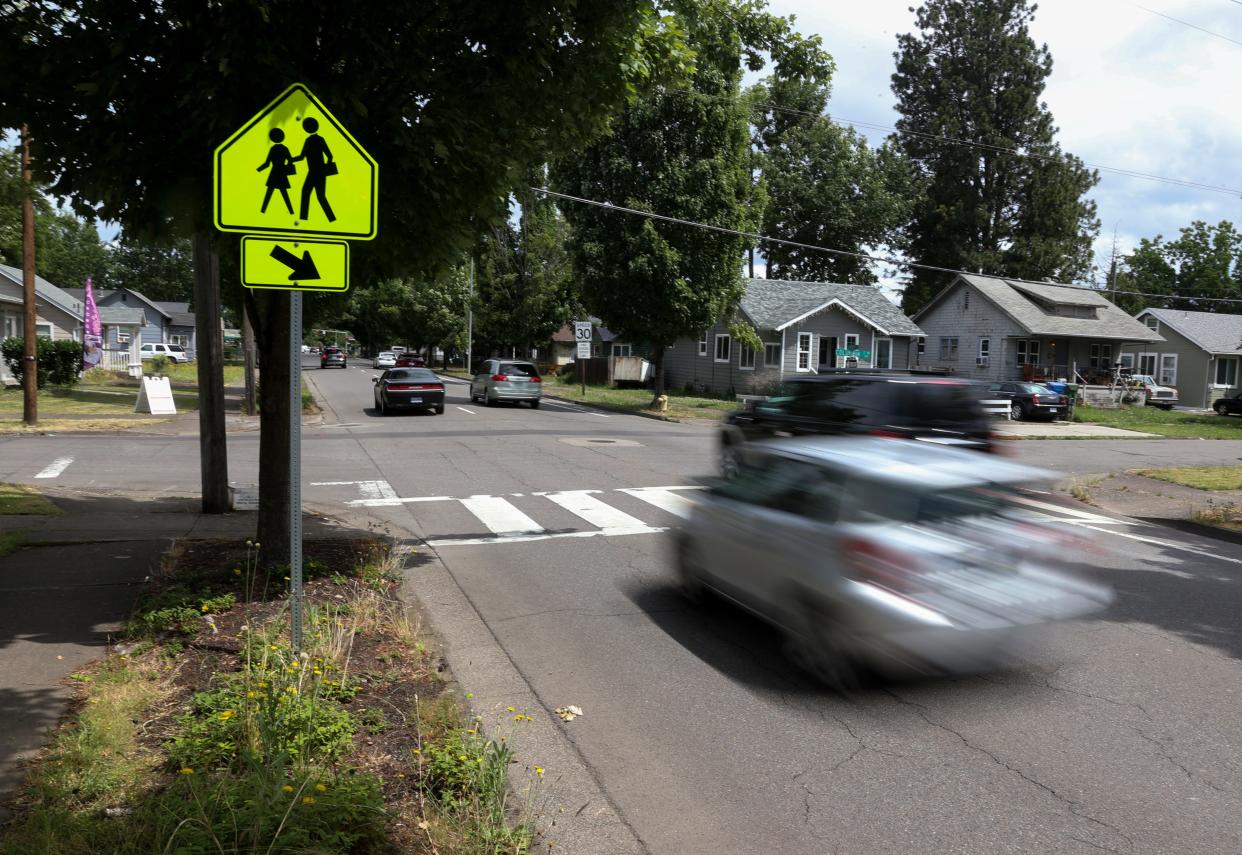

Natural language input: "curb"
[541,393,682,423]
[1136,516,1242,547]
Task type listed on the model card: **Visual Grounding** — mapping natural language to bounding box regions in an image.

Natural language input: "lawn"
[545,379,735,420]
[1073,404,1242,439]
[0,483,60,515]
[1132,466,1242,491]
[81,363,246,387]
[0,386,199,416]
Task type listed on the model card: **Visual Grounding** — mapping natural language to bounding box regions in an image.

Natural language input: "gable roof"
[1140,308,1242,355]
[0,263,85,320]
[97,306,146,326]
[156,301,195,327]
[63,286,172,320]
[917,274,1163,342]
[739,278,923,336]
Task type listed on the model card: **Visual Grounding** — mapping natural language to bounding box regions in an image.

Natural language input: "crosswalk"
[307,479,1137,549]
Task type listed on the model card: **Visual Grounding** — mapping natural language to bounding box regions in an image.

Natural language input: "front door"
[818,337,836,370]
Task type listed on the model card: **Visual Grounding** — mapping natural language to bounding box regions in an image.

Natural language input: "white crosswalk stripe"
[539,490,659,535]
[459,495,545,537]
[616,486,704,519]
[35,457,74,479]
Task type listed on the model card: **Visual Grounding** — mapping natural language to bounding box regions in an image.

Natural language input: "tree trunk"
[192,231,229,513]
[241,301,257,416]
[20,125,37,427]
[650,342,665,405]
[250,290,291,567]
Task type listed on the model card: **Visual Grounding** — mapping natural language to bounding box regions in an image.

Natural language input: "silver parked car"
[469,359,542,408]
[676,437,1112,687]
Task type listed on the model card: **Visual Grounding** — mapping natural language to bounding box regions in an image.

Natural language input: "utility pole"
[20,125,37,427]
[466,256,474,371]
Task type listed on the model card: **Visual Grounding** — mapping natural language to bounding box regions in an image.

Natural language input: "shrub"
[147,353,170,374]
[0,336,84,388]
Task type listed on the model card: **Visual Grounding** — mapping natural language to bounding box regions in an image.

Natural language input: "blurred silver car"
[469,359,542,408]
[676,437,1112,687]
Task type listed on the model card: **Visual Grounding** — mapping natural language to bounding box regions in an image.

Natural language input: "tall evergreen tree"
[750,78,917,284]
[891,0,1100,313]
[553,1,830,399]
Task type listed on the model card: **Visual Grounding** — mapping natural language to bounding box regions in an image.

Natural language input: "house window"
[938,337,959,360]
[916,337,925,355]
[797,333,812,372]
[35,322,52,338]
[1145,316,1159,331]
[1119,353,1135,371]
[978,338,990,359]
[1138,352,1157,376]
[1215,357,1238,388]
[1158,354,1177,386]
[739,346,755,370]
[963,291,970,311]
[698,332,708,356]
[763,343,781,368]
[117,329,132,345]
[611,343,631,357]
[714,334,730,363]
[845,333,860,351]
[170,334,189,348]
[592,343,602,357]
[1027,340,1040,364]
[1089,343,1112,370]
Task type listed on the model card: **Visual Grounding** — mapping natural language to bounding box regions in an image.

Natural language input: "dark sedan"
[395,353,427,367]
[373,368,445,415]
[986,382,1068,421]
[320,347,347,369]
[1214,392,1242,417]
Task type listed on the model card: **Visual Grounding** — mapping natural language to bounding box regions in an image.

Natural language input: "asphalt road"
[2,358,1240,854]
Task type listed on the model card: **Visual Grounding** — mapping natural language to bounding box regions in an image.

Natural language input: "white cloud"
[763,0,1242,284]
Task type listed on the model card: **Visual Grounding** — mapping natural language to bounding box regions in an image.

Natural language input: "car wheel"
[485,393,497,407]
[377,396,386,416]
[720,441,743,479]
[784,601,865,692]
[675,538,707,604]
[530,399,540,409]
[1217,403,1230,416]
[1010,402,1025,421]
[434,404,445,415]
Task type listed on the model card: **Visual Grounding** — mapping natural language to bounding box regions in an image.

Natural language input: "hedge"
[1,337,85,388]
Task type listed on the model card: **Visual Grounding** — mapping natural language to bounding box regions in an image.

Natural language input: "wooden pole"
[193,231,229,513]
[20,125,37,427]
[241,300,257,416]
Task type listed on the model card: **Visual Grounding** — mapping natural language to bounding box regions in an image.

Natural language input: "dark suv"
[320,347,347,369]
[720,372,997,475]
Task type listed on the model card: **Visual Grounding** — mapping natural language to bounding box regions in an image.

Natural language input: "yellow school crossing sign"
[214,83,378,243]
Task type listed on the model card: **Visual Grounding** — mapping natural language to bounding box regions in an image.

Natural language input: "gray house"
[664,278,925,396]
[912,274,1163,384]
[156,301,197,357]
[62,287,179,352]
[1122,309,1242,408]
[0,263,87,385]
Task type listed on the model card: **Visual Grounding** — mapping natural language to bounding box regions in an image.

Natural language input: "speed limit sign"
[574,321,592,358]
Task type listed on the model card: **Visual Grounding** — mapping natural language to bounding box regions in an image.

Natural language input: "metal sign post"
[574,321,592,395]
[289,290,304,650]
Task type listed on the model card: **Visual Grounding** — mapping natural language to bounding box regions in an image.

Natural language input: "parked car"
[469,359,542,407]
[373,351,397,369]
[139,342,192,363]
[1213,392,1242,417]
[394,353,426,367]
[1128,374,1178,410]
[390,346,407,354]
[676,437,1113,687]
[373,367,445,415]
[986,382,1069,421]
[720,372,996,477]
[320,347,347,369]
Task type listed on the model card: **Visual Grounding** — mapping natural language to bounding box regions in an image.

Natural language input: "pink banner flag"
[83,276,103,368]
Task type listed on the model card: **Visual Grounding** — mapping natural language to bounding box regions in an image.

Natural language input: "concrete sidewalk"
[0,490,350,821]
[992,419,1157,438]
[1074,471,1242,543]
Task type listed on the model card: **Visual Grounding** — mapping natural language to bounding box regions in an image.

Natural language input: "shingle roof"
[1143,308,1242,355]
[158,302,195,327]
[739,278,924,336]
[63,286,172,319]
[97,306,145,326]
[925,274,1163,342]
[0,264,85,319]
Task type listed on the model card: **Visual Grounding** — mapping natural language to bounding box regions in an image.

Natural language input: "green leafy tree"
[749,78,917,284]
[1114,221,1242,314]
[409,264,471,366]
[553,1,831,399]
[109,231,194,302]
[3,1,692,563]
[891,0,1100,313]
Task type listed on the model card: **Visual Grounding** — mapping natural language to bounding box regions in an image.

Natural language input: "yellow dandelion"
[506,706,516,712]
[466,729,476,735]
[284,576,291,581]
[413,748,421,755]
[535,766,544,777]
[286,686,298,694]
[458,754,468,762]
[315,783,326,793]
[514,715,522,721]
[179,767,194,775]
[465,692,473,699]
[282,785,294,793]
[233,568,241,576]
[397,773,406,779]
[246,691,257,699]
[257,681,268,688]
[219,709,236,721]
[302,795,316,805]
[201,604,210,612]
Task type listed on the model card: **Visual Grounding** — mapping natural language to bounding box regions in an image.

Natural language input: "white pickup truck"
[1130,374,1178,410]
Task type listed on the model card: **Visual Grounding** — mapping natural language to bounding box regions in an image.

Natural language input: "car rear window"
[500,362,539,377]
[386,369,436,381]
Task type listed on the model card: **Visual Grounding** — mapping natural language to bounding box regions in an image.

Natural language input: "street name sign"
[214,83,378,241]
[574,321,592,359]
[240,236,350,292]
[835,348,871,360]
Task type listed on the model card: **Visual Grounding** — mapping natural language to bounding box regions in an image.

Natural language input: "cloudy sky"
[760,0,1242,283]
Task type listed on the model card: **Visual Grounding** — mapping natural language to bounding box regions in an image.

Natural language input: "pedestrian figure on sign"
[292,117,336,223]
[256,128,296,215]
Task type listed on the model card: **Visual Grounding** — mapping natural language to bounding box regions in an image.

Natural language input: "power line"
[1130,2,1242,48]
[532,186,1242,304]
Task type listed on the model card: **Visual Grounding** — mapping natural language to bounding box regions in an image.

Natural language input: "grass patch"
[0,483,60,515]
[0,386,198,417]
[0,530,25,558]
[1132,466,1242,491]
[1073,404,1242,439]
[302,379,318,413]
[546,377,734,420]
[80,363,246,388]
[0,417,172,433]
[1,538,541,854]
[1191,503,1242,533]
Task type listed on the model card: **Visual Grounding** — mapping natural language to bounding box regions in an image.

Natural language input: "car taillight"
[868,429,904,439]
[492,373,508,381]
[530,376,542,383]
[412,383,443,390]
[839,537,927,594]
[1032,395,1044,404]
[387,383,414,391]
